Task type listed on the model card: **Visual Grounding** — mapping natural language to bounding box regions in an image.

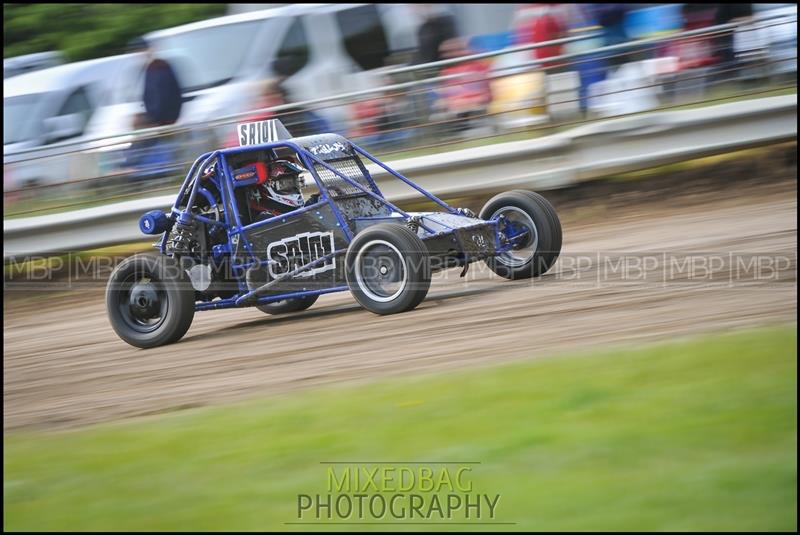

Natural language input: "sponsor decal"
[237,119,283,146]
[308,142,348,156]
[235,170,257,181]
[472,233,488,249]
[267,231,335,279]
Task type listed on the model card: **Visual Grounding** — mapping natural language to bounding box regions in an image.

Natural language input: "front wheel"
[345,223,431,315]
[106,254,195,348]
[480,190,562,280]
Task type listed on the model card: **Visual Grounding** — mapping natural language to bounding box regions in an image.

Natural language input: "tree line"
[4,4,227,61]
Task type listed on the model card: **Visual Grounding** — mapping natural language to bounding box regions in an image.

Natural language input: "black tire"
[256,294,319,315]
[345,223,431,315]
[106,254,195,348]
[480,189,562,280]
[512,189,562,267]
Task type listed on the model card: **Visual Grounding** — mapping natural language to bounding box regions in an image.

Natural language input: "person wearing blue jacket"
[129,37,183,127]
[123,38,183,185]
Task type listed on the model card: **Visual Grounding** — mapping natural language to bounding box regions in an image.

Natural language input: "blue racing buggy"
[106,120,562,348]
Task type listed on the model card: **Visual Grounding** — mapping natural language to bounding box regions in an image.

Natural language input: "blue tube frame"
[164,139,498,312]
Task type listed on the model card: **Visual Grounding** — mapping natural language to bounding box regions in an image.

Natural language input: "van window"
[59,87,92,117]
[273,17,309,77]
[335,5,390,70]
[57,86,93,137]
[153,19,265,92]
[4,93,46,145]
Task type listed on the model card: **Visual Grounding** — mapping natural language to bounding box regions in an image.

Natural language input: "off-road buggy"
[106,120,562,348]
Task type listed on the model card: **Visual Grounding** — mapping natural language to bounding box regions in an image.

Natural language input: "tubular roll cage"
[161,139,504,312]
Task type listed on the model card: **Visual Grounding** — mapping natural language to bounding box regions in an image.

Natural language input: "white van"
[4,54,140,190]
[3,51,65,79]
[92,3,419,140]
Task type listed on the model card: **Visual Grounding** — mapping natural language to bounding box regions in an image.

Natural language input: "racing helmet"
[264,160,305,209]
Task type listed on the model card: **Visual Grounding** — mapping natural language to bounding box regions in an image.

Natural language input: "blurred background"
[3,2,797,217]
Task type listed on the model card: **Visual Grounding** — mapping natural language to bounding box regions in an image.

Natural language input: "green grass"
[4,326,797,531]
[604,140,797,183]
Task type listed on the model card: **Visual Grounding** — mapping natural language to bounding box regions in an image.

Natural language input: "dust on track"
[3,178,796,431]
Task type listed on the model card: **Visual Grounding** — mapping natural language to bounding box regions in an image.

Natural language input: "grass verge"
[3,326,797,531]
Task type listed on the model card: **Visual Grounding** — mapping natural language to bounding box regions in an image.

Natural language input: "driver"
[234,159,306,220]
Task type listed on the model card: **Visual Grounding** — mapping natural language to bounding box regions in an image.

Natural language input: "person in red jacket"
[437,38,492,122]
[514,4,567,70]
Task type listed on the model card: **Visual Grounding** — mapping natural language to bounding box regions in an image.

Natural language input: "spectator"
[559,4,609,113]
[713,3,754,70]
[413,5,458,65]
[122,38,182,186]
[267,78,332,137]
[128,37,183,128]
[433,38,492,133]
[666,3,718,71]
[593,4,630,47]
[514,4,568,70]
[349,77,413,151]
[224,78,331,147]
[591,4,631,67]
[714,4,754,26]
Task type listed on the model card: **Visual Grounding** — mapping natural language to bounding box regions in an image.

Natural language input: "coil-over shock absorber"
[168,214,207,257]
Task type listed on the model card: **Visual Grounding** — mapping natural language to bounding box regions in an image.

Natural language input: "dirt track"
[4,178,797,431]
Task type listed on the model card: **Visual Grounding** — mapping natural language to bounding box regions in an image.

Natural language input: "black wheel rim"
[114,271,169,333]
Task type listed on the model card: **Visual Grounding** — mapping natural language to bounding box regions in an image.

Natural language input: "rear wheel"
[480,190,562,280]
[345,223,431,315]
[106,254,195,348]
[256,294,319,315]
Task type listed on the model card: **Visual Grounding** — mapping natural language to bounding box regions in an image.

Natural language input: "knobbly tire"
[106,254,196,348]
[480,190,562,280]
[345,223,431,315]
